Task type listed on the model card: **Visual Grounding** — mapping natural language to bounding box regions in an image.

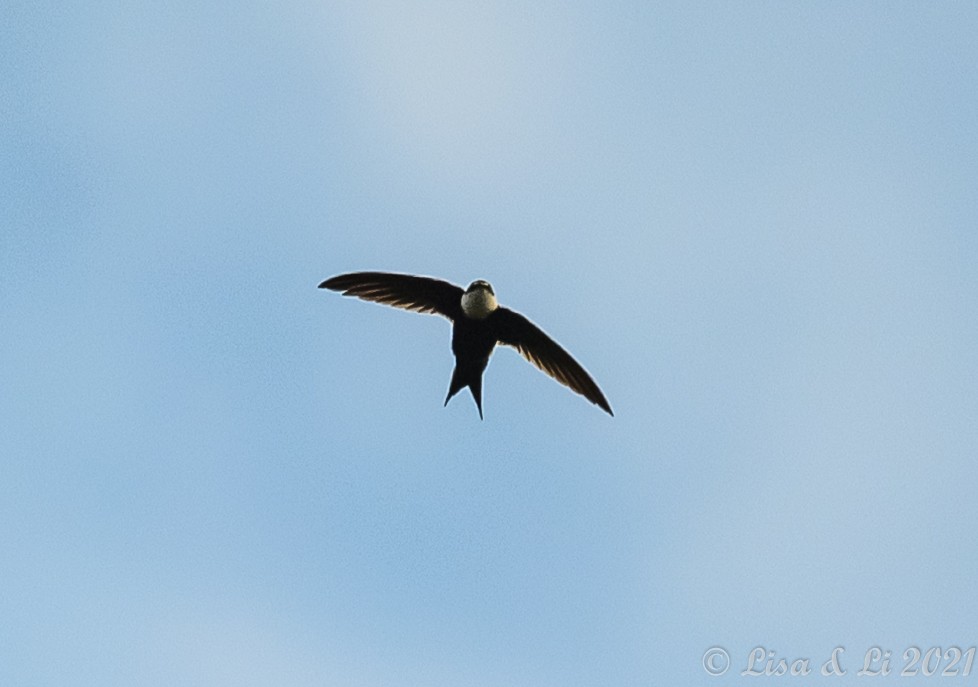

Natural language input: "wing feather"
[319,272,463,320]
[492,307,613,415]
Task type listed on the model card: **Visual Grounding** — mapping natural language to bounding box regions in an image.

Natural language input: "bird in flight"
[319,272,613,419]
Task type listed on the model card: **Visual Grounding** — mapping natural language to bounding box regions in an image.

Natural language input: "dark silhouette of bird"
[319,272,613,419]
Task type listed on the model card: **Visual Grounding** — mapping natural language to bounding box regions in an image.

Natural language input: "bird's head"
[466,280,494,295]
[461,280,497,319]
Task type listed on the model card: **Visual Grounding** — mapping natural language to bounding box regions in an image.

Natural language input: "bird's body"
[445,309,498,416]
[319,272,612,418]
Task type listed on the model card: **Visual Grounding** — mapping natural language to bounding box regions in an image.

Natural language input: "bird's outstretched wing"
[319,272,464,320]
[491,308,613,415]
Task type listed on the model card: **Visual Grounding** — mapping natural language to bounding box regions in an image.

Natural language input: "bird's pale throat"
[461,287,498,319]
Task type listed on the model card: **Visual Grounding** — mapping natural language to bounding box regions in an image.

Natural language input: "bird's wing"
[319,272,464,320]
[491,307,613,415]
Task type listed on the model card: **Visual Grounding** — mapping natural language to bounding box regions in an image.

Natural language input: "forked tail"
[444,365,484,420]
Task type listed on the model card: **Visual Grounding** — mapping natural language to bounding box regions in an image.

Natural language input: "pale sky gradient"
[3,2,977,685]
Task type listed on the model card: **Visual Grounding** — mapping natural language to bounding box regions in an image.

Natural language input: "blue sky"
[2,2,977,685]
